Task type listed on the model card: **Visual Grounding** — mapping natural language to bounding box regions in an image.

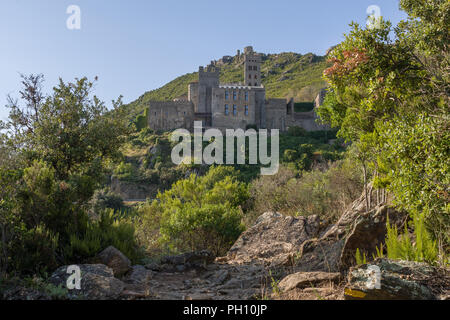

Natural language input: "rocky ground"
[2,188,449,300]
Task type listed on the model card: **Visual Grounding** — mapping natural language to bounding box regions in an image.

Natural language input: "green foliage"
[294,102,315,112]
[134,109,149,132]
[114,161,137,181]
[248,152,363,225]
[66,210,142,264]
[136,166,248,256]
[384,212,438,264]
[287,126,307,137]
[0,76,140,275]
[317,1,450,251]
[90,189,125,213]
[355,248,367,265]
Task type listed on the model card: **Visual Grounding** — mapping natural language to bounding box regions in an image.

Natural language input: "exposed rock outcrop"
[345,259,450,300]
[223,212,321,266]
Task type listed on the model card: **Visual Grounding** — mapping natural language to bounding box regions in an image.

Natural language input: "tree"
[317,0,449,257]
[1,75,137,274]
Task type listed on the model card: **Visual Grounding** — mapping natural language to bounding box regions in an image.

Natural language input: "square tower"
[244,46,262,87]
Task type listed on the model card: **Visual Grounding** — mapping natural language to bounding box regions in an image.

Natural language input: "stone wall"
[265,98,288,131]
[148,101,194,131]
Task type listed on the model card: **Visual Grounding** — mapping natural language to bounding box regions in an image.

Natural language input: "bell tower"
[244,46,261,87]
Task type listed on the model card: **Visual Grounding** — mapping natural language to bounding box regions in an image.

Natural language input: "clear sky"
[0,0,407,120]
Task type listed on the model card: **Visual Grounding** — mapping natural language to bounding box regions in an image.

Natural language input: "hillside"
[123,51,330,119]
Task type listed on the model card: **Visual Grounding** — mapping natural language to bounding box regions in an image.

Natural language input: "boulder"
[345,259,449,300]
[225,212,321,266]
[293,186,405,272]
[125,265,153,285]
[49,264,125,300]
[95,246,131,277]
[278,272,341,292]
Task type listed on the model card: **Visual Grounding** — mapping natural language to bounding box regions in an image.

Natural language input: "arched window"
[245,105,249,116]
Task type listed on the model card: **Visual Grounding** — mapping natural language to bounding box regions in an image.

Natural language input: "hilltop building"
[148,46,327,132]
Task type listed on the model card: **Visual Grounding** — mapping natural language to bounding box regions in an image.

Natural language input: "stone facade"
[148,46,328,132]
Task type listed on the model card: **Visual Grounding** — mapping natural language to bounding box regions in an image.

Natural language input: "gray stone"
[225,212,321,266]
[125,265,153,285]
[278,272,341,292]
[95,246,131,277]
[49,264,125,300]
[345,259,449,300]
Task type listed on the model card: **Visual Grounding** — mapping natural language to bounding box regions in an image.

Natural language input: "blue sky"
[0,0,407,120]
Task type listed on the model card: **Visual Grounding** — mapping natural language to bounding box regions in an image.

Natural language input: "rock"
[161,250,215,270]
[340,206,403,269]
[125,265,153,285]
[145,262,161,272]
[176,265,186,272]
[49,264,125,300]
[293,186,405,273]
[210,269,230,285]
[278,272,341,292]
[225,212,321,266]
[345,259,449,300]
[2,287,51,300]
[295,238,344,272]
[95,246,131,277]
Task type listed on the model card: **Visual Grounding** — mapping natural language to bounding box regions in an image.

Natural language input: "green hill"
[123,51,330,119]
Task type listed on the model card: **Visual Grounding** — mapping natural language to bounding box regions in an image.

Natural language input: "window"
[254,75,257,79]
[225,90,229,100]
[249,75,252,79]
[245,105,249,115]
[233,91,237,100]
[233,105,237,116]
[253,66,258,71]
[225,104,229,115]
[245,91,248,101]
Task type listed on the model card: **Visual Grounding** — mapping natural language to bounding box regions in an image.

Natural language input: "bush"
[136,166,248,256]
[90,189,125,213]
[66,210,143,264]
[114,161,136,181]
[384,211,439,264]
[287,126,307,137]
[248,155,363,225]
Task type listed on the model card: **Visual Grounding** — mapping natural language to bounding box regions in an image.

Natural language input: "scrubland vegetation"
[0,0,448,288]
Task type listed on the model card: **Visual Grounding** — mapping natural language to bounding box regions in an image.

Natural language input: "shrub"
[136,166,248,256]
[287,126,307,137]
[384,211,439,264]
[66,210,143,264]
[248,156,363,225]
[114,161,136,181]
